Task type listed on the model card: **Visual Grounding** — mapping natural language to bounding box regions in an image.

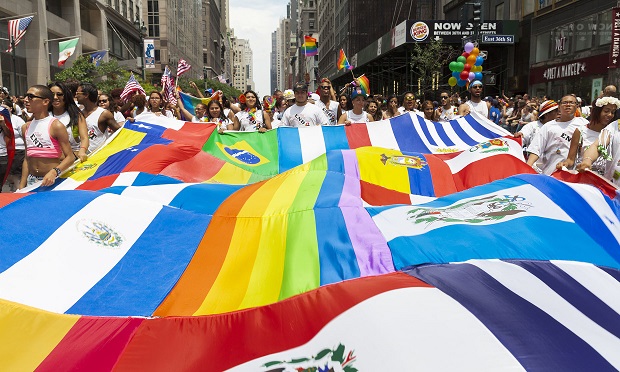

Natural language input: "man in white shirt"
[436,91,456,122]
[281,83,329,127]
[526,94,588,175]
[315,78,339,125]
[458,80,490,118]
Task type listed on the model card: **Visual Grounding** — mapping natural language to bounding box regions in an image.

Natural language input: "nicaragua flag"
[369,174,620,271]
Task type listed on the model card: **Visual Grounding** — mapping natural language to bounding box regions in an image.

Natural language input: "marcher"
[75,83,120,153]
[338,88,374,125]
[281,83,329,127]
[19,85,74,188]
[315,78,339,125]
[458,80,489,118]
[49,82,89,162]
[232,90,271,132]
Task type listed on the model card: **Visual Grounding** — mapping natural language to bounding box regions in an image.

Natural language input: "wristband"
[53,167,61,178]
[582,156,593,163]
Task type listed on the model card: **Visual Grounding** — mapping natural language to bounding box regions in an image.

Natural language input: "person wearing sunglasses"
[398,92,418,114]
[48,82,89,163]
[436,91,457,122]
[526,94,588,175]
[315,78,339,125]
[458,80,490,119]
[98,93,126,125]
[18,85,75,189]
[75,82,121,153]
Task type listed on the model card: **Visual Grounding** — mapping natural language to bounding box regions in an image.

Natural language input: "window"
[574,16,593,51]
[553,25,571,56]
[523,0,534,16]
[535,32,550,62]
[46,0,63,17]
[596,11,612,46]
[129,1,134,20]
[538,0,552,10]
[495,3,504,20]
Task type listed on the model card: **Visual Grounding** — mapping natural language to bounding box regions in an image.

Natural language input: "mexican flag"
[58,38,79,67]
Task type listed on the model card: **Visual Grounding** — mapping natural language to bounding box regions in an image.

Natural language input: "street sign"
[481,34,514,44]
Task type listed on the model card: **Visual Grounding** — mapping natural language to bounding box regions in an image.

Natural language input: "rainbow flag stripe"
[337,49,352,70]
[303,36,318,57]
[357,75,370,96]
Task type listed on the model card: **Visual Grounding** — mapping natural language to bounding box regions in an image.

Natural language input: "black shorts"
[10,149,25,176]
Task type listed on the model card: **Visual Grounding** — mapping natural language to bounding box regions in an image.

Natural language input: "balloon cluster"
[448,42,484,87]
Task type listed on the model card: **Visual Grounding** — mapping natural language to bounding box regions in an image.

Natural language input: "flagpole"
[11,37,16,95]
[0,12,37,21]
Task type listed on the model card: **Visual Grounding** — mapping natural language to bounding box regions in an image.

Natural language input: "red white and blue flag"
[120,73,146,102]
[161,65,176,105]
[6,16,34,53]
[176,59,191,76]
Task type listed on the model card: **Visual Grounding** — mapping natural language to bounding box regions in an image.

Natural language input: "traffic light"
[473,2,482,24]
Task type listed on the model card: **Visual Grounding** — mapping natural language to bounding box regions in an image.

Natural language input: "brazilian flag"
[203,130,280,181]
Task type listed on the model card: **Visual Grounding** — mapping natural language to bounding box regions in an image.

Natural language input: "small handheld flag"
[356,75,370,96]
[120,74,146,102]
[302,36,318,57]
[337,49,353,70]
[177,59,191,76]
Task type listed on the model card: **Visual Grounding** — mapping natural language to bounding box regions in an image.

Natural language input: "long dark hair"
[241,90,260,110]
[48,81,83,130]
[206,100,227,121]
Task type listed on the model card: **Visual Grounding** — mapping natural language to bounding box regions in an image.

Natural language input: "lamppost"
[133,18,147,82]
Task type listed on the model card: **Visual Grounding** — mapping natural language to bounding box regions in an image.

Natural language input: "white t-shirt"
[528,117,587,175]
[345,110,370,124]
[53,111,81,151]
[114,111,126,123]
[11,114,25,150]
[281,103,329,127]
[235,109,265,131]
[466,100,489,118]
[598,125,620,185]
[520,121,544,149]
[437,105,457,122]
[315,100,339,125]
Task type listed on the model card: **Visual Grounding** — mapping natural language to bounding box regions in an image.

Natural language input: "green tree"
[410,39,457,98]
[177,78,242,99]
[52,55,157,93]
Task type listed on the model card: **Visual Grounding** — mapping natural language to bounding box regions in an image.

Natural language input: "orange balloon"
[471,47,480,56]
[466,55,477,65]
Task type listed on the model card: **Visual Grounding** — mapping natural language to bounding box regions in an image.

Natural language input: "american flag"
[176,59,191,76]
[120,73,146,102]
[6,16,34,53]
[161,65,177,105]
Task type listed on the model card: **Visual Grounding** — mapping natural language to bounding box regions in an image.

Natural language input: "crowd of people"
[1,76,620,192]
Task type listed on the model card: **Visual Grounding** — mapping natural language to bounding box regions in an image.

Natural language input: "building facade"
[528,0,615,103]
[231,36,253,92]
[0,0,143,94]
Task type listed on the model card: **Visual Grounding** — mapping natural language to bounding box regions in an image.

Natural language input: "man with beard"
[315,78,339,125]
[458,80,490,118]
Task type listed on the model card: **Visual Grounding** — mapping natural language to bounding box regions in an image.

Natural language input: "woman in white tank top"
[338,89,374,125]
[48,82,89,162]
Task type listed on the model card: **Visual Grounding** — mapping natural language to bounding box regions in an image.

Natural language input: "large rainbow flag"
[2,111,620,370]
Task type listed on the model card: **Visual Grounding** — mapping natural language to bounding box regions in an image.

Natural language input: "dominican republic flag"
[176,59,191,76]
[5,16,33,52]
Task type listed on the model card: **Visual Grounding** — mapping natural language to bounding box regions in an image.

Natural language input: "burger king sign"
[410,21,429,42]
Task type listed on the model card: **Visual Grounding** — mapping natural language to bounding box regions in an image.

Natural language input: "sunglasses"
[98,99,108,104]
[440,96,449,99]
[404,96,415,101]
[53,92,64,97]
[320,86,331,90]
[25,93,45,100]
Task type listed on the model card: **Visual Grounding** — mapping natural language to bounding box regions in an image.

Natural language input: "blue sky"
[230,0,289,96]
